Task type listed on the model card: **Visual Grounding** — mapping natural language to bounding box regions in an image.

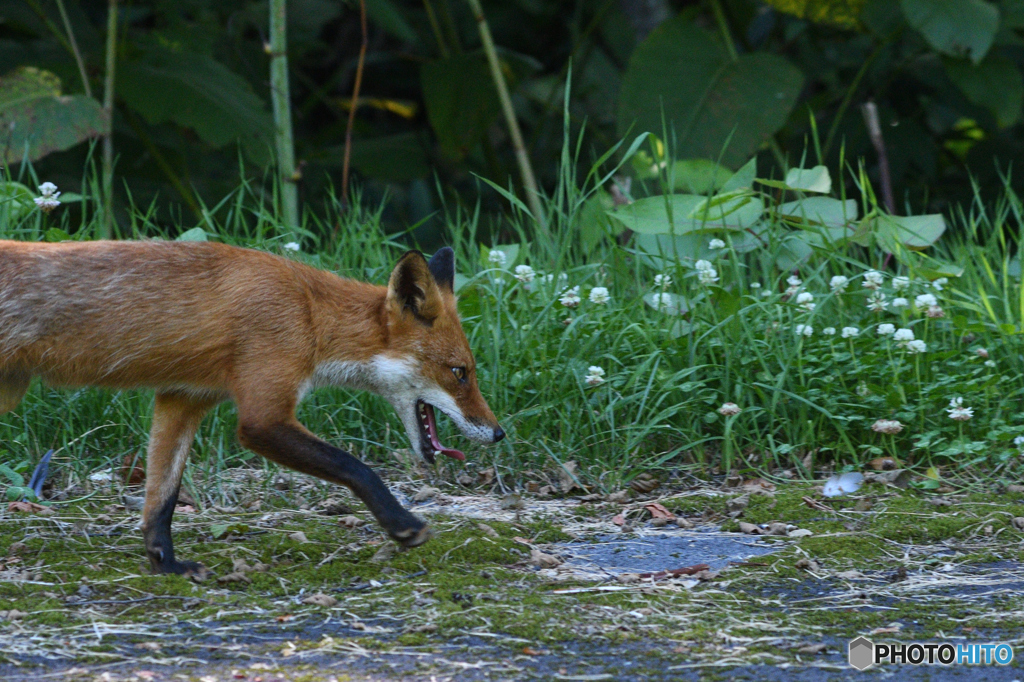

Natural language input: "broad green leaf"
[900,0,998,64]
[633,233,710,269]
[721,157,758,192]
[0,66,106,164]
[118,46,274,165]
[578,191,617,252]
[176,227,208,241]
[0,181,35,221]
[617,18,804,168]
[946,54,1024,127]
[775,232,814,270]
[784,165,832,193]
[320,133,428,181]
[670,158,733,194]
[44,227,71,242]
[422,54,501,161]
[878,214,947,250]
[1004,0,1024,27]
[777,197,858,227]
[610,193,762,235]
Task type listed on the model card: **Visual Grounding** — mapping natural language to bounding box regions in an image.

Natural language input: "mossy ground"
[2,475,1024,680]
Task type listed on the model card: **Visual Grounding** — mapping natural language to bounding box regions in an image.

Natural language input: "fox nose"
[493,425,505,442]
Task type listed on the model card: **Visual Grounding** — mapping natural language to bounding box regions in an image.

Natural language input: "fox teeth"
[433,450,442,456]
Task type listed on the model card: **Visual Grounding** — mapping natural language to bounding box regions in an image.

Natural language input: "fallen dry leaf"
[611,514,627,526]
[338,515,364,529]
[616,573,640,584]
[0,610,26,620]
[737,522,761,535]
[217,571,252,584]
[7,501,54,515]
[412,486,439,502]
[370,543,397,563]
[557,460,579,493]
[522,647,547,656]
[630,473,660,494]
[288,531,310,543]
[795,558,820,571]
[477,523,499,538]
[644,502,675,520]
[476,467,496,486]
[1013,517,1024,531]
[530,549,562,568]
[606,490,630,504]
[302,593,338,607]
[741,478,776,493]
[797,643,828,655]
[765,522,788,536]
[788,528,813,538]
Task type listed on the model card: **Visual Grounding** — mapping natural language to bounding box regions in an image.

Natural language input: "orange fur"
[0,240,502,575]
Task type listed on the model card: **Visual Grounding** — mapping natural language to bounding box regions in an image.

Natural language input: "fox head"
[381,248,504,463]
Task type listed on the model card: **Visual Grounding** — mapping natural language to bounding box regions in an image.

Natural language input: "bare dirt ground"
[3,471,1024,680]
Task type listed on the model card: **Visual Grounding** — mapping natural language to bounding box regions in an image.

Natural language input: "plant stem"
[465,0,548,236]
[340,0,368,214]
[823,41,883,161]
[102,0,117,239]
[710,0,739,62]
[270,0,300,233]
[54,0,91,98]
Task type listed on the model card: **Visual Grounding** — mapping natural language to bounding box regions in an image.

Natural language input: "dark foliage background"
[2,0,1023,239]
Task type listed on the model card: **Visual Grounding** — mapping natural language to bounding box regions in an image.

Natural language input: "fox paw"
[392,524,432,548]
[155,559,212,581]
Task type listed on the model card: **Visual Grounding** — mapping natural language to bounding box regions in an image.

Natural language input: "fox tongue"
[424,403,465,461]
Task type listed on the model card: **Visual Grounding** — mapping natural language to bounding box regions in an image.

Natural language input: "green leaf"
[617,18,804,168]
[775,233,814,270]
[320,133,428,182]
[421,54,501,161]
[210,522,250,540]
[0,181,36,222]
[900,0,999,64]
[0,463,24,487]
[721,158,758,192]
[609,193,762,235]
[176,227,208,241]
[0,66,106,164]
[44,227,72,242]
[670,159,733,194]
[480,244,520,269]
[878,214,947,250]
[777,197,859,227]
[945,54,1024,127]
[633,233,710,269]
[118,46,274,165]
[784,165,832,193]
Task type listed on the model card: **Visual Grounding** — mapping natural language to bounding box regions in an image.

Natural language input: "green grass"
[2,145,1024,495]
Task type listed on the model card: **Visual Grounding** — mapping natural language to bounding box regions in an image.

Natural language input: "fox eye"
[451,366,467,382]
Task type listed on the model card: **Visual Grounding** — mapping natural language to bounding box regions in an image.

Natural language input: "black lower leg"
[241,422,430,547]
[143,488,208,576]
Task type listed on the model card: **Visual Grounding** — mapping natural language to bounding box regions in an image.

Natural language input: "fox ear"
[387,251,443,322]
[427,247,455,292]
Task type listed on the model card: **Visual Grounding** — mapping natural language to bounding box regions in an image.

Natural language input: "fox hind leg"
[141,392,217,577]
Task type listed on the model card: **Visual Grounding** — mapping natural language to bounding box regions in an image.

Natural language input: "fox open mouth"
[416,399,465,463]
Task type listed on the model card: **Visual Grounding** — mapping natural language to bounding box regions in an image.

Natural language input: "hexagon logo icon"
[849,636,875,670]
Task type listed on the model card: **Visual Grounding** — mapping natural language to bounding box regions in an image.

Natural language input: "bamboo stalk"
[464,0,547,235]
[101,0,117,238]
[269,0,300,232]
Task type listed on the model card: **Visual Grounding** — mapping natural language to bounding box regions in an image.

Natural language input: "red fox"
[0,240,503,577]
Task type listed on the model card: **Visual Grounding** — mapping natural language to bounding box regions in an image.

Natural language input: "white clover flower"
[795,292,814,305]
[856,381,870,397]
[709,238,726,250]
[862,270,884,290]
[893,328,915,343]
[651,292,672,310]
[718,402,741,416]
[283,241,301,252]
[542,273,568,287]
[750,282,761,289]
[795,324,813,337]
[559,286,581,308]
[761,290,771,297]
[926,305,945,319]
[695,259,714,272]
[932,277,948,291]
[871,419,904,434]
[915,293,937,308]
[946,396,973,421]
[906,339,926,354]
[841,326,860,338]
[698,267,719,286]
[787,275,803,287]
[867,291,887,312]
[877,323,896,336]
[589,286,610,305]
[829,275,849,292]
[654,274,672,288]
[891,297,909,309]
[975,347,989,359]
[822,327,836,336]
[984,359,996,368]
[892,276,910,291]
[585,365,606,386]
[514,264,536,283]
[34,182,61,213]
[1014,436,1024,449]
[488,250,507,266]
